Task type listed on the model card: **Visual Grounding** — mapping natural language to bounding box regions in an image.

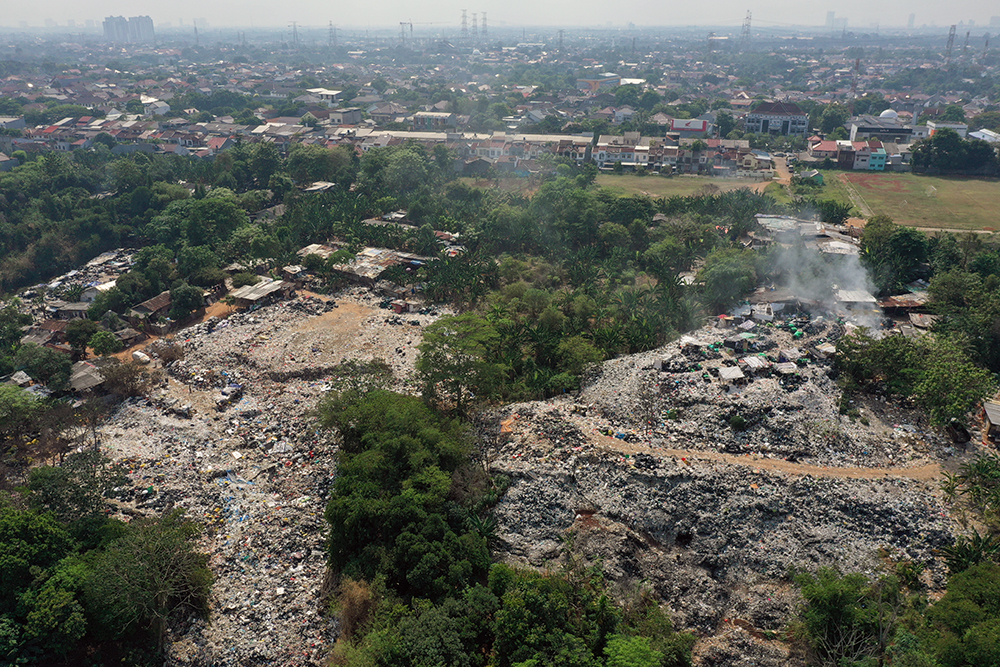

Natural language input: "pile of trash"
[575,314,948,468]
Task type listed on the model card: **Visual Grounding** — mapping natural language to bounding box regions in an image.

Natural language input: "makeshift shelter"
[718,366,746,384]
[983,401,1000,445]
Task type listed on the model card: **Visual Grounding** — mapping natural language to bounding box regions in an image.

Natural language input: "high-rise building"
[103,15,154,44]
[128,16,155,43]
[103,16,129,42]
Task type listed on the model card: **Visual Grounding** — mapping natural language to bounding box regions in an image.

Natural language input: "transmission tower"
[481,12,487,39]
[739,11,752,52]
[328,22,337,48]
[945,25,956,64]
[194,23,199,47]
[461,10,467,40]
[471,13,478,40]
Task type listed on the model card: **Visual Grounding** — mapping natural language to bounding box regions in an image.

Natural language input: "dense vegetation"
[318,389,695,666]
[0,452,211,665]
[792,452,1000,667]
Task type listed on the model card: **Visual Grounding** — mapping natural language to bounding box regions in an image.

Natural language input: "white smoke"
[763,237,883,329]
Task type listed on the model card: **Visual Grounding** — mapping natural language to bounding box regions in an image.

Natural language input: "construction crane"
[962,30,971,61]
[946,25,956,65]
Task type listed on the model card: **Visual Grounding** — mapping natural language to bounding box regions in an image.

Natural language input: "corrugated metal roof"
[231,279,288,302]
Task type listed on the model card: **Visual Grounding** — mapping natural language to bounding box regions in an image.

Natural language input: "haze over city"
[3,0,997,30]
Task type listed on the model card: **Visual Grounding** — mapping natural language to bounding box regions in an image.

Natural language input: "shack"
[718,366,746,384]
[69,361,105,393]
[983,401,1000,445]
[724,335,750,353]
[230,278,292,309]
[740,356,771,374]
[130,291,172,324]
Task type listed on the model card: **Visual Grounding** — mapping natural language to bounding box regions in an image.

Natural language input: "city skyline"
[2,1,998,32]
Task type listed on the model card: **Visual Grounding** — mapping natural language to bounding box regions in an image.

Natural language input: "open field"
[595,173,768,197]
[836,171,1000,231]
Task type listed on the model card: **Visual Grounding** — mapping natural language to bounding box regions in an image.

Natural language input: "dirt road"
[590,433,943,482]
[772,156,792,185]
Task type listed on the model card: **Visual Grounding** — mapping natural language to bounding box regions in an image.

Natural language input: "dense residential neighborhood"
[1,23,998,177]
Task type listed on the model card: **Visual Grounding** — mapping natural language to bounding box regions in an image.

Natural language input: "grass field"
[594,174,767,198]
[831,172,1000,231]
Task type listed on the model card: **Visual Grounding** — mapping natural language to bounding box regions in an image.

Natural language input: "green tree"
[697,248,757,313]
[168,283,204,320]
[88,330,122,356]
[820,103,850,134]
[84,510,212,652]
[13,343,72,391]
[912,335,995,426]
[417,314,504,413]
[65,319,99,356]
[794,568,901,667]
[604,635,663,667]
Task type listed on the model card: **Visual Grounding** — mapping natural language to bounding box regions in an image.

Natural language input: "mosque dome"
[879,108,899,119]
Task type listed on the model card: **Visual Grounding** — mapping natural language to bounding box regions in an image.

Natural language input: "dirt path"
[590,433,943,481]
[839,173,874,218]
[111,301,235,361]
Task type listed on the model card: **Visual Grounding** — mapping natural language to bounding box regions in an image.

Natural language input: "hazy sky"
[10,0,997,31]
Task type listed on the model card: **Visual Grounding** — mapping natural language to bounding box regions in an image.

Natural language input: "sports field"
[837,172,1000,231]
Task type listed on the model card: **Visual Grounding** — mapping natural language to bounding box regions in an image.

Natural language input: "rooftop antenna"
[739,11,751,52]
[461,10,467,41]
[481,12,487,40]
[946,24,956,64]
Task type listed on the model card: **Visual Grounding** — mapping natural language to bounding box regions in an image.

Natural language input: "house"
[743,101,808,137]
[69,361,105,393]
[81,280,117,302]
[56,302,91,320]
[926,120,968,138]
[613,107,635,125]
[281,265,307,286]
[113,327,147,348]
[329,107,363,125]
[411,112,456,131]
[970,128,1000,143]
[129,290,172,323]
[799,169,824,185]
[809,140,839,158]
